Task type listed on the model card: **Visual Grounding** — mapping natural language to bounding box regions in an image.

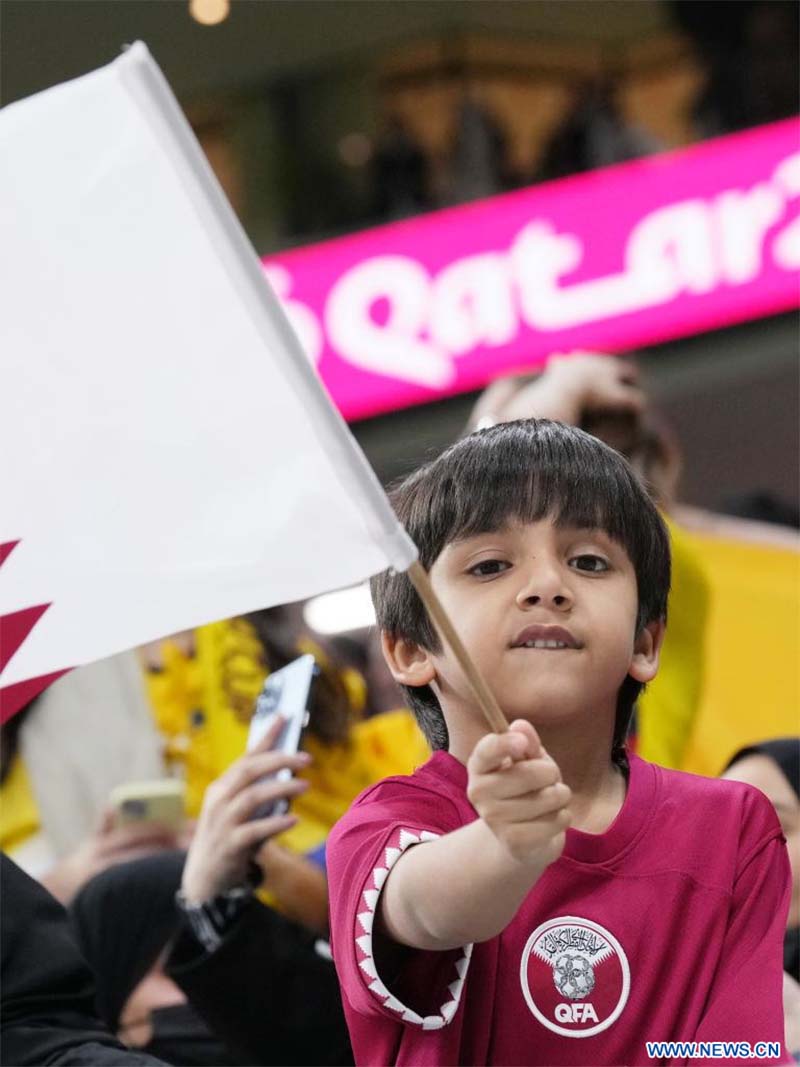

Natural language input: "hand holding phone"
[180,722,312,904]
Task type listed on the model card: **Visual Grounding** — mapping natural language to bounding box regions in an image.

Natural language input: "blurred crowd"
[367,0,799,223]
[1,0,798,1060]
[2,351,798,1062]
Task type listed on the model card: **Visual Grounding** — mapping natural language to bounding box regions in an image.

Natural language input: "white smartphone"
[246,653,316,818]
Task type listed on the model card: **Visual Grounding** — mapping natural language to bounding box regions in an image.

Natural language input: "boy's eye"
[569,554,609,573]
[468,559,510,578]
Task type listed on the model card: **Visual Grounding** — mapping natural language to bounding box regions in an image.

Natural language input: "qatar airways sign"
[263,119,800,421]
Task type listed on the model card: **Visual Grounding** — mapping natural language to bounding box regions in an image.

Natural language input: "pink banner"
[263,119,800,422]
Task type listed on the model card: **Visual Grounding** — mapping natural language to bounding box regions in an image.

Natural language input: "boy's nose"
[515,564,572,610]
[517,591,571,609]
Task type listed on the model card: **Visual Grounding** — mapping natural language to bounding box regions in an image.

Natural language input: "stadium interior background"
[3,0,797,511]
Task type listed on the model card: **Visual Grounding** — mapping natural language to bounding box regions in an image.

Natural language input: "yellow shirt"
[0,755,40,853]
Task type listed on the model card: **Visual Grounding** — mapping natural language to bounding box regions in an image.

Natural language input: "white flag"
[0,43,417,718]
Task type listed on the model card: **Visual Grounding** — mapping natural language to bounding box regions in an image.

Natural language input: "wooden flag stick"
[407,560,508,735]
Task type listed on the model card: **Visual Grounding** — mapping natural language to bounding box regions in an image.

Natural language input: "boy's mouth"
[510,624,582,650]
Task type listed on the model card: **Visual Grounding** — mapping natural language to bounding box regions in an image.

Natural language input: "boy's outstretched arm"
[376,721,571,951]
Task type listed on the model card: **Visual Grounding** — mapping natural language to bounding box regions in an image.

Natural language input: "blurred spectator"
[671,0,799,136]
[744,1,800,126]
[370,116,431,220]
[141,605,428,889]
[140,607,427,843]
[329,630,407,719]
[670,0,751,135]
[72,607,428,1061]
[141,607,360,814]
[72,724,355,1065]
[449,95,518,203]
[718,490,800,530]
[1,853,168,1066]
[467,353,675,503]
[536,74,662,182]
[722,739,800,1054]
[0,653,178,904]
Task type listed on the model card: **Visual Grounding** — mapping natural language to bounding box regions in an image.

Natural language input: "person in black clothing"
[723,738,800,1055]
[0,852,168,1067]
[723,740,799,972]
[371,116,431,221]
[70,721,353,1066]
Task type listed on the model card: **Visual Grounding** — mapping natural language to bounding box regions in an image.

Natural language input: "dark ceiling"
[2,0,669,105]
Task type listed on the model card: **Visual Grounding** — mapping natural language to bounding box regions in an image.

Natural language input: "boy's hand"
[467,720,571,868]
[181,719,311,904]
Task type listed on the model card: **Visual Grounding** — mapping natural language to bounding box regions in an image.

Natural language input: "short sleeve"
[327,782,474,1032]
[694,789,791,1060]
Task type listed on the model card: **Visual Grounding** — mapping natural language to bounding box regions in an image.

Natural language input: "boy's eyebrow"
[563,526,618,544]
[554,522,630,548]
[447,526,514,548]
[557,523,604,534]
[445,523,621,551]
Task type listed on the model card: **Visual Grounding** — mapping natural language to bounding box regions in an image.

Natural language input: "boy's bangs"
[408,421,644,566]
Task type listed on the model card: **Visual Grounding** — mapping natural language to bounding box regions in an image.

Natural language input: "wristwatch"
[175,861,261,952]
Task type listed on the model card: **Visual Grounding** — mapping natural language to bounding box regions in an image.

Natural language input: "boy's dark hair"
[371,419,671,764]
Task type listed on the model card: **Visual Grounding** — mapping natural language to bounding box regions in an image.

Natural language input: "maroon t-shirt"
[327,752,790,1065]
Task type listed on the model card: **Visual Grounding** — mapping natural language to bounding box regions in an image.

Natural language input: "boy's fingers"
[498,781,572,821]
[507,720,542,759]
[469,730,530,775]
[479,758,564,801]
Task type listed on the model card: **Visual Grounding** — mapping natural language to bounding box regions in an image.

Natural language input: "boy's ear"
[380,631,436,687]
[628,619,665,684]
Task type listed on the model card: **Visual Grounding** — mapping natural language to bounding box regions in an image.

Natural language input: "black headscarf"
[69,851,239,1065]
[725,738,800,978]
[725,738,800,800]
[69,850,187,1032]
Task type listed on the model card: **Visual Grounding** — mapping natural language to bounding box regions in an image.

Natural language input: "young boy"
[327,420,790,1064]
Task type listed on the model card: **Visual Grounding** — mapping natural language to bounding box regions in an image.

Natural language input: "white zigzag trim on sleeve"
[354,826,473,1030]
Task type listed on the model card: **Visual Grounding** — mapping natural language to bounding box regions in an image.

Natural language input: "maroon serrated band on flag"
[0,540,20,567]
[0,671,70,725]
[0,539,72,722]
[1,603,52,673]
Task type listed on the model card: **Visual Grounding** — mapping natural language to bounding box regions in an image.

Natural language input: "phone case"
[246,653,316,818]
[110,778,186,829]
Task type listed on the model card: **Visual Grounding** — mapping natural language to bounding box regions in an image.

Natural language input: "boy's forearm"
[377,818,546,951]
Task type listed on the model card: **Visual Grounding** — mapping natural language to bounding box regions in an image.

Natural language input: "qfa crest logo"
[519,916,630,1038]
